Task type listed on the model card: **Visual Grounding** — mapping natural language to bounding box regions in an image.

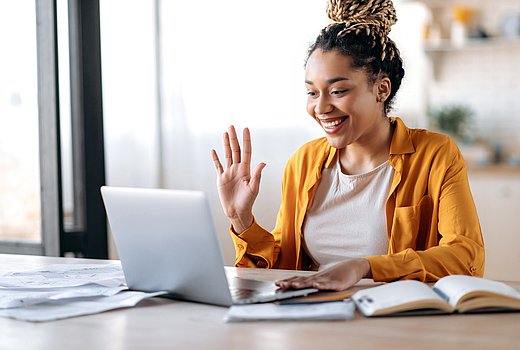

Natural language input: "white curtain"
[158,0,328,263]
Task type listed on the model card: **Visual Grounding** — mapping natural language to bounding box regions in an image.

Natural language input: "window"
[0,1,45,254]
[0,0,108,257]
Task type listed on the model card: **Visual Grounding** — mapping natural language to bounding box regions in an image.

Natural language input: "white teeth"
[321,119,342,128]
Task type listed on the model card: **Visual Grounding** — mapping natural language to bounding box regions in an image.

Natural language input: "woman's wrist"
[230,214,254,234]
[360,258,372,279]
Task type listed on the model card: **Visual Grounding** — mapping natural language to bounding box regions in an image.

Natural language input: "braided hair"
[308,0,405,115]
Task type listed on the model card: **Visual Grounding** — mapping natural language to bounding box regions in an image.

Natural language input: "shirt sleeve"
[228,219,279,268]
[227,145,306,269]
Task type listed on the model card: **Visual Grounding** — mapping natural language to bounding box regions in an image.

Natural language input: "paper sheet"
[0,291,165,322]
[0,262,165,322]
[0,263,125,288]
[224,300,355,322]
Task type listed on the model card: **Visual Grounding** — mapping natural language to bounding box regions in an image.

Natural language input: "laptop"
[100,186,318,306]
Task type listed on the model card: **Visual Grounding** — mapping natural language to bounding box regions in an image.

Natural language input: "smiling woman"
[211,0,484,292]
[304,50,393,170]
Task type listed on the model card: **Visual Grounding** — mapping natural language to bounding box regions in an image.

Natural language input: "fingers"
[249,162,266,194]
[277,276,340,291]
[228,125,241,164]
[219,126,261,175]
[275,276,299,287]
[275,273,347,291]
[223,132,233,168]
[242,127,252,166]
[276,275,318,290]
[210,149,224,175]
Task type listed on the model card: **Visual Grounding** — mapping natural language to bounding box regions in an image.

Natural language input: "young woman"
[210,0,484,291]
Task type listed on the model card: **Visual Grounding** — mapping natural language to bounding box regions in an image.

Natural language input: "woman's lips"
[318,116,348,134]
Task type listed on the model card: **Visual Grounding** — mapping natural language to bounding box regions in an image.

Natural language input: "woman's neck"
[338,117,394,175]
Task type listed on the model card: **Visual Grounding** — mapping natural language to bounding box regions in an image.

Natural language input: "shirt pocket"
[390,195,433,253]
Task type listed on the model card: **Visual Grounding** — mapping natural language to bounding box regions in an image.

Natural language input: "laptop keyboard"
[230,287,258,300]
[228,277,277,304]
[227,275,318,304]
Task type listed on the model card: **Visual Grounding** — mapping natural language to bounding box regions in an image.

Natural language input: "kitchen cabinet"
[469,168,520,281]
[400,1,520,281]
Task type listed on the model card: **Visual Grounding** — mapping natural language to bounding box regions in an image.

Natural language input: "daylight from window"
[0,1,41,241]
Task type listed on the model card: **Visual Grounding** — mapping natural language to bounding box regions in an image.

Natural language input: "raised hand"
[211,126,266,233]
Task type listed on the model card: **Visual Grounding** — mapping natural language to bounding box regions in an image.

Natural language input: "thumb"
[249,162,266,194]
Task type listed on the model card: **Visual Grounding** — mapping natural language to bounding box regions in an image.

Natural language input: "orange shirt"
[229,117,485,282]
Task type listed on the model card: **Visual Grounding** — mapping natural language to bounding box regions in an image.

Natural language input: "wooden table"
[0,254,519,350]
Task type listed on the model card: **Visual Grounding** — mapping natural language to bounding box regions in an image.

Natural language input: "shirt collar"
[324,147,337,169]
[389,116,415,155]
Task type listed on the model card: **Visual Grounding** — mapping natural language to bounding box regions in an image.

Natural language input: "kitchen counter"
[467,163,520,175]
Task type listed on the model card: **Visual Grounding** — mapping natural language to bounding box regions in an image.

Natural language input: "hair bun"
[326,0,397,38]
[326,0,398,60]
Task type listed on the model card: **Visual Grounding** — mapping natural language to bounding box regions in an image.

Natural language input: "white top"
[302,154,394,270]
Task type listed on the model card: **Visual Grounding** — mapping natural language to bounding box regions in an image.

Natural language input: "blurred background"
[1,0,519,279]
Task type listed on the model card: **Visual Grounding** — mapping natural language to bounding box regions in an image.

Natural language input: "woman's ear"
[376,77,391,103]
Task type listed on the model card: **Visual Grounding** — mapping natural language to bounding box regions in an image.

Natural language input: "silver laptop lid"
[101,186,233,306]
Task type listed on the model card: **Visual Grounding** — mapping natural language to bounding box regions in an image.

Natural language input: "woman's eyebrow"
[327,77,350,84]
[305,77,350,85]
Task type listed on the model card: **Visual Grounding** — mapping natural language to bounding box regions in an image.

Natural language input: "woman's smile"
[317,116,349,134]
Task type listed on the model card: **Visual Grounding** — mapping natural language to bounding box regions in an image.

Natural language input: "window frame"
[0,0,108,258]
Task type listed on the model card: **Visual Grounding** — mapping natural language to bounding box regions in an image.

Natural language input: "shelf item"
[413,0,520,53]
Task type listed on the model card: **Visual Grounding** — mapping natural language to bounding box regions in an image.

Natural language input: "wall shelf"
[423,36,520,79]
[424,36,520,53]
[404,0,518,7]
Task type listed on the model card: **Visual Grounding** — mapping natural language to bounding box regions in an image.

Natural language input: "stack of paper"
[224,300,355,322]
[0,263,163,322]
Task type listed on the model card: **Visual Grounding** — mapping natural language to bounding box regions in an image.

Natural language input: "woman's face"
[305,49,387,150]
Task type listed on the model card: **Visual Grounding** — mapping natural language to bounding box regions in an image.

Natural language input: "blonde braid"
[326,0,398,61]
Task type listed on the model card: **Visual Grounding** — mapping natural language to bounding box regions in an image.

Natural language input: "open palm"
[211,126,266,233]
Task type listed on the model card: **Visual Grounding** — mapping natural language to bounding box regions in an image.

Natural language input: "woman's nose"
[315,96,333,115]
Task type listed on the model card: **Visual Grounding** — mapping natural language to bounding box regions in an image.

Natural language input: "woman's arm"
[277,137,484,290]
[367,143,485,282]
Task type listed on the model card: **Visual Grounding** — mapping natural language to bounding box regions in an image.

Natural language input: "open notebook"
[101,186,317,306]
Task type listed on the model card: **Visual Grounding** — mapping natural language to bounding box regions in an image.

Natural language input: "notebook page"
[352,280,448,316]
[432,275,520,308]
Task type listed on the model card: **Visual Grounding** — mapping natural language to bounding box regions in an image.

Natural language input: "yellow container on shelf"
[452,5,474,25]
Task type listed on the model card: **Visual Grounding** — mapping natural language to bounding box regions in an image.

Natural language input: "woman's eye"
[331,89,348,95]
[306,91,317,97]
